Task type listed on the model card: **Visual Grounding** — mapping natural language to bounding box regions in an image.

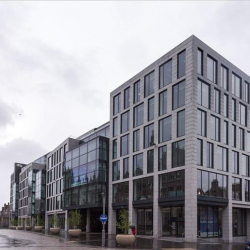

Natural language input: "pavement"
[0,229,247,250]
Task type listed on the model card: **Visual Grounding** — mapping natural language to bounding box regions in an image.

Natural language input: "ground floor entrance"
[162,206,184,237]
[137,208,153,235]
[197,206,223,238]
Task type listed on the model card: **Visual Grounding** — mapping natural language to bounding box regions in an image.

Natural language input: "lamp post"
[101,192,105,247]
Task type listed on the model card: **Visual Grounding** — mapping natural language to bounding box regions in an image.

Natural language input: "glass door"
[137,208,153,235]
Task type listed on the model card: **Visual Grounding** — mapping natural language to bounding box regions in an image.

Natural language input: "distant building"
[0,203,10,228]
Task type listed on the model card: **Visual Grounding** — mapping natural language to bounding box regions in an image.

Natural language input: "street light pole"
[101,192,105,247]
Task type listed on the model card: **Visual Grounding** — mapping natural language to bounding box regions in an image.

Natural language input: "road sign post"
[101,192,107,247]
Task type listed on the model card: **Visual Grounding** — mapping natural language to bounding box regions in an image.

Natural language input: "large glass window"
[158,145,167,171]
[113,117,118,137]
[134,81,140,104]
[197,109,206,137]
[248,132,250,153]
[198,49,203,75]
[112,161,120,181]
[133,176,153,201]
[134,103,144,127]
[159,170,185,198]
[210,115,220,142]
[148,97,154,121]
[221,65,228,90]
[207,142,213,168]
[133,129,140,152]
[159,59,172,88]
[232,124,236,148]
[214,89,220,114]
[223,94,228,117]
[232,73,241,98]
[121,134,129,156]
[231,99,236,123]
[232,151,239,174]
[172,140,185,168]
[133,153,143,176]
[197,170,227,199]
[113,139,117,159]
[232,177,242,201]
[177,110,185,137]
[224,121,228,145]
[159,116,172,143]
[198,206,223,238]
[207,55,217,83]
[243,81,249,103]
[197,80,210,109]
[173,81,185,110]
[245,180,250,202]
[113,182,129,203]
[124,87,130,109]
[147,150,154,173]
[240,103,247,126]
[233,208,247,236]
[239,128,244,150]
[144,123,154,148]
[121,111,130,134]
[242,154,249,177]
[113,93,121,115]
[144,71,154,97]
[159,90,167,116]
[177,50,186,78]
[217,146,228,172]
[197,139,203,166]
[123,158,129,179]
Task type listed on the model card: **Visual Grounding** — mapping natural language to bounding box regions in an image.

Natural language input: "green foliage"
[68,210,81,229]
[13,219,18,226]
[50,213,59,228]
[18,218,22,226]
[116,209,131,234]
[36,214,43,226]
[26,217,31,226]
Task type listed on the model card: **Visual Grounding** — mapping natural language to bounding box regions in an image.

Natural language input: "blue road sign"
[100,214,108,223]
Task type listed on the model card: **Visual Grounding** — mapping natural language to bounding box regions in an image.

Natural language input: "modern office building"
[18,155,47,226]
[9,163,26,222]
[108,35,250,243]
[63,123,109,232]
[45,137,79,231]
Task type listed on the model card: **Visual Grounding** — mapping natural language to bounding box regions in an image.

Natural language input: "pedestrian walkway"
[0,229,247,250]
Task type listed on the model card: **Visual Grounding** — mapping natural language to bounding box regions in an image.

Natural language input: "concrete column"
[65,210,68,231]
[247,209,250,239]
[86,209,90,233]
[185,167,197,242]
[222,204,232,242]
[108,206,116,234]
[129,180,137,233]
[45,213,49,231]
[153,173,161,238]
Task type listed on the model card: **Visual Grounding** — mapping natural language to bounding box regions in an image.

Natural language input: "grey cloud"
[0,99,18,129]
[0,138,48,206]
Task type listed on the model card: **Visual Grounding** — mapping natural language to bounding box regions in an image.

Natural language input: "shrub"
[68,210,81,229]
[36,214,43,226]
[26,217,31,226]
[116,209,131,234]
[50,213,59,228]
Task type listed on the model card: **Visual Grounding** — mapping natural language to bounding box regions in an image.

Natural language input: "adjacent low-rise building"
[0,203,10,228]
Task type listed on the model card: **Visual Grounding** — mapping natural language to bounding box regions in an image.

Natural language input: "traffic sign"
[100,214,108,223]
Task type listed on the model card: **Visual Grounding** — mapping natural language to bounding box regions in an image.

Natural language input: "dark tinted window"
[112,161,120,181]
[133,129,140,152]
[159,90,167,116]
[197,80,210,109]
[148,97,154,121]
[134,103,144,127]
[159,116,172,143]
[147,150,154,173]
[158,145,167,171]
[133,153,143,176]
[113,93,121,115]
[172,140,185,168]
[177,50,186,78]
[198,49,203,75]
[121,111,130,134]
[173,80,185,110]
[121,134,129,156]
[134,81,140,104]
[123,158,129,179]
[144,123,154,148]
[113,117,118,137]
[124,87,130,109]
[144,71,154,97]
[177,110,185,137]
[207,55,217,83]
[159,60,172,88]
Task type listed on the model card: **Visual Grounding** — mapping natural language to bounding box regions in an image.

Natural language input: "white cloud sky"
[1,1,250,206]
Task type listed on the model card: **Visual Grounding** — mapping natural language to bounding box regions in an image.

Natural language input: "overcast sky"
[1,1,250,207]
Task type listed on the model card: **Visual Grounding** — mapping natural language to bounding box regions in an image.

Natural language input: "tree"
[36,214,43,226]
[116,209,131,234]
[68,210,81,229]
[26,217,31,226]
[50,213,59,228]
